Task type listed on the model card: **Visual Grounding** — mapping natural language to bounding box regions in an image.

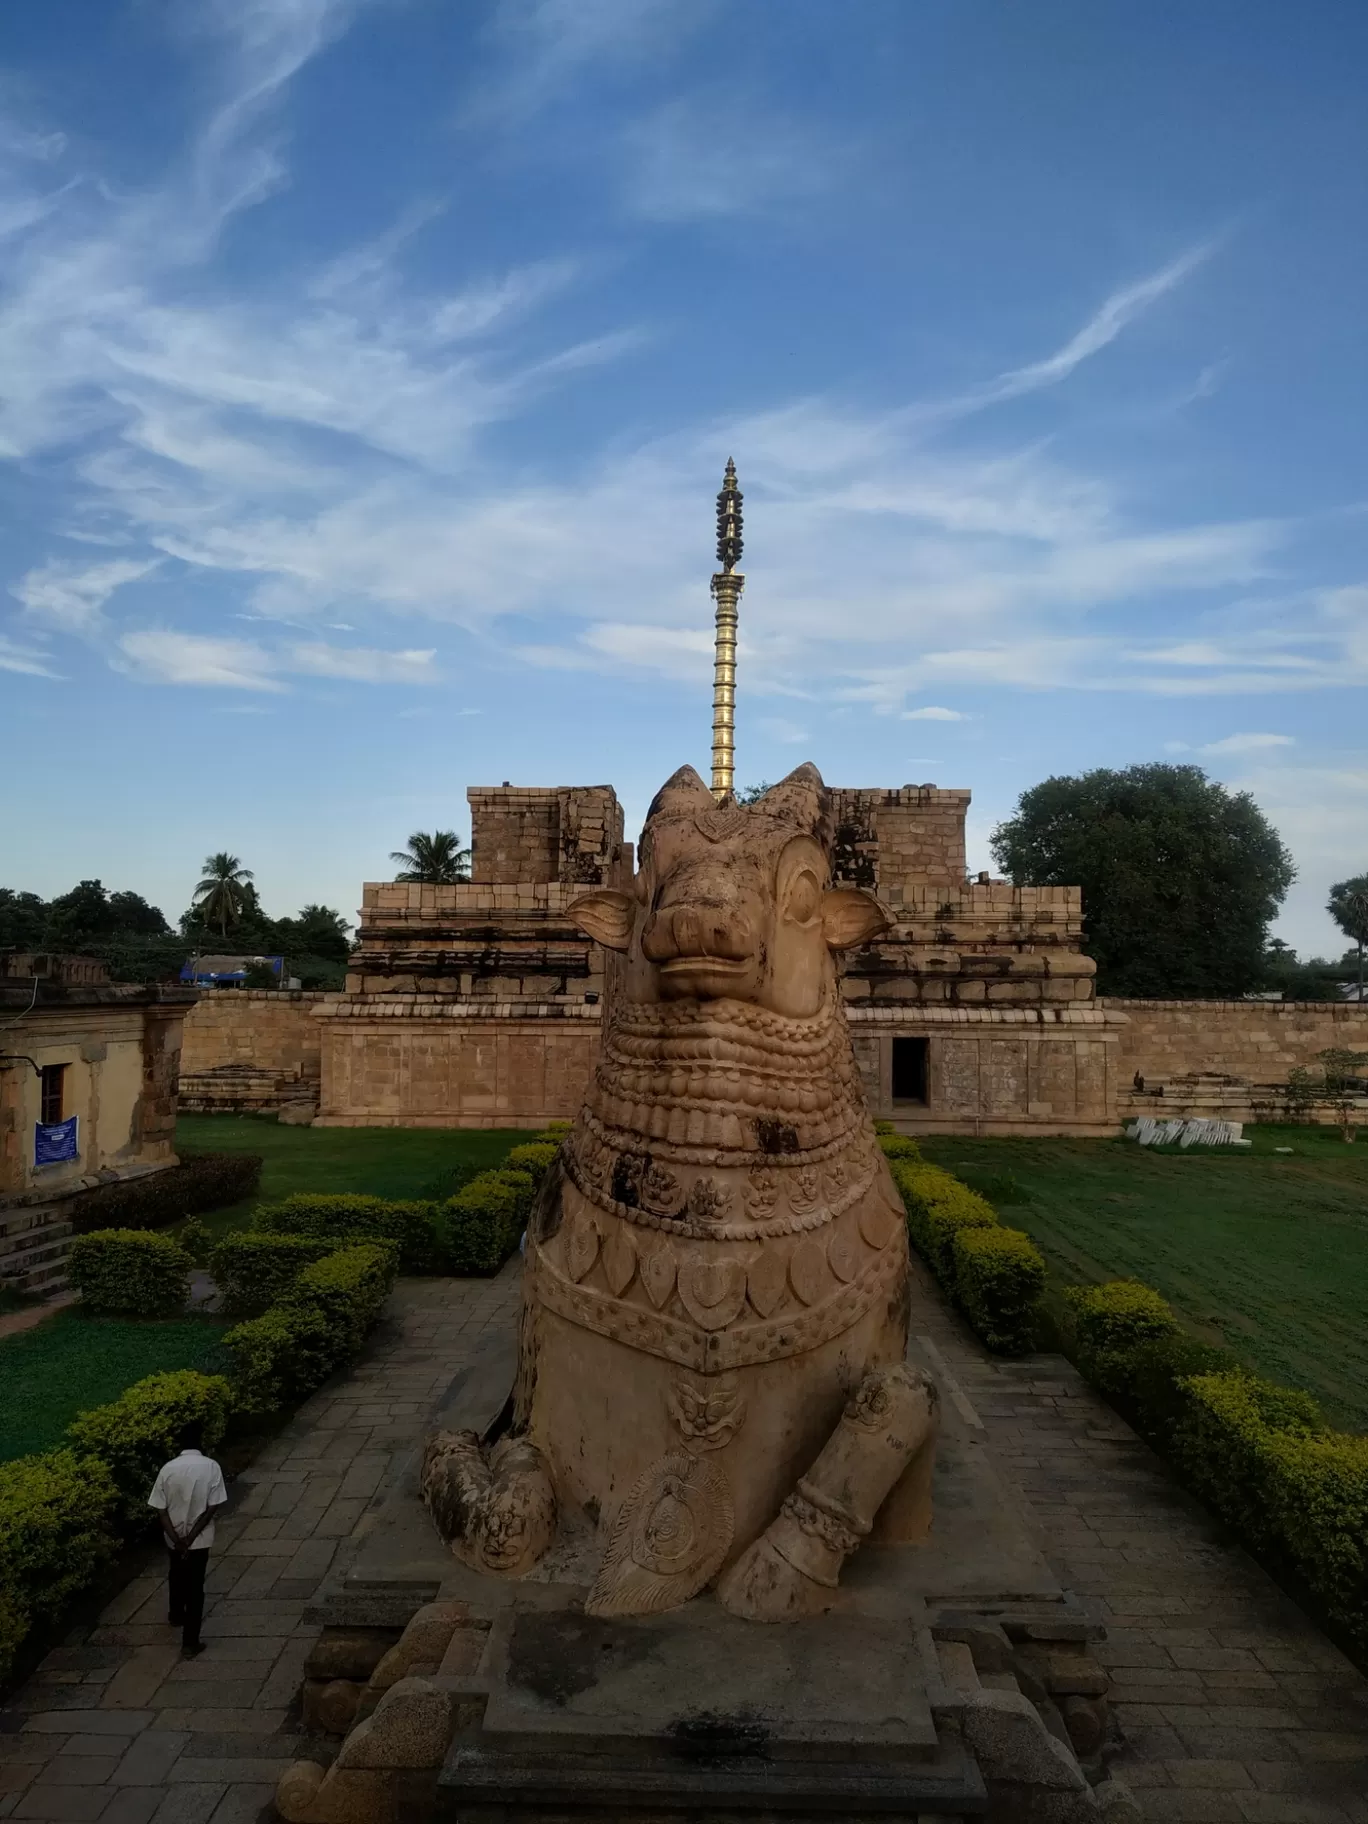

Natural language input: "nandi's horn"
[645,764,716,824]
[752,763,833,850]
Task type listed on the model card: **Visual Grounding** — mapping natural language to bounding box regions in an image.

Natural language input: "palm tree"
[1328,875,1368,1000]
[390,830,471,884]
[193,853,255,939]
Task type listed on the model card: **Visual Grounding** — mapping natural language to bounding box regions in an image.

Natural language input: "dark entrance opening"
[891,1037,929,1104]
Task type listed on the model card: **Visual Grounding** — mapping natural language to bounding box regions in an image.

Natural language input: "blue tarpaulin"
[35,1115,79,1167]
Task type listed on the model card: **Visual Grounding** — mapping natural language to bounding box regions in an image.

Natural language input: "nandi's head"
[570,763,889,1020]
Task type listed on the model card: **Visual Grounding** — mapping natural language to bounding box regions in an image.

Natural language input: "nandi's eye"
[786,871,820,923]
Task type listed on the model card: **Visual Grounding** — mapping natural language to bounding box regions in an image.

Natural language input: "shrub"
[0,1450,119,1681]
[67,1370,233,1527]
[888,1159,1047,1356]
[68,1230,191,1317]
[951,1226,1046,1355]
[504,1142,559,1183]
[288,1242,398,1358]
[177,1217,212,1268]
[443,1170,533,1274]
[221,1305,336,1414]
[222,1240,398,1413]
[70,1154,262,1233]
[210,1233,339,1317]
[873,1119,897,1136]
[537,1121,572,1138]
[253,1193,443,1273]
[1064,1280,1181,1393]
[892,1161,998,1279]
[877,1133,922,1163]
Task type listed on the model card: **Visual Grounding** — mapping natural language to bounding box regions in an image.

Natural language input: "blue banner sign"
[35,1115,79,1167]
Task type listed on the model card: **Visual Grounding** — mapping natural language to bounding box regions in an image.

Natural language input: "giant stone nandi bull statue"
[423,763,937,1621]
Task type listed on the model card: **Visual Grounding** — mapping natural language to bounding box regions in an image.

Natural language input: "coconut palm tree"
[1329,875,1368,999]
[192,853,255,938]
[390,830,471,884]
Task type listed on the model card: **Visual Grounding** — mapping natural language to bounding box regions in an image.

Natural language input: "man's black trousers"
[166,1548,208,1648]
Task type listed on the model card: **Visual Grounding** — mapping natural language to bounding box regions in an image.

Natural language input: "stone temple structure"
[315,774,1121,1136]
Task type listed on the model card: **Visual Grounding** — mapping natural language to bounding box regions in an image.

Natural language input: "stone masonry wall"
[830,786,970,890]
[1103,997,1368,1084]
[314,1001,600,1127]
[468,785,623,886]
[180,990,335,1084]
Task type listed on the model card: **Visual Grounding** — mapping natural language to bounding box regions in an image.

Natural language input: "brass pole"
[711,460,744,801]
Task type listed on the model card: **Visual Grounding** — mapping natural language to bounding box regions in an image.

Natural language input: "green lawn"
[0,1312,229,1463]
[175,1114,525,1240]
[919,1125,1368,1432]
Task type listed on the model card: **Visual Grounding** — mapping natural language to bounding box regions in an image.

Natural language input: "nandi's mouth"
[658,955,752,978]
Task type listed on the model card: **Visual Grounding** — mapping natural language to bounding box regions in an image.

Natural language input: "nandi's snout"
[640,858,761,999]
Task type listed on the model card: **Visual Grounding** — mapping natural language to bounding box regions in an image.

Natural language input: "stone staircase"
[179,1061,319,1120]
[0,1202,76,1297]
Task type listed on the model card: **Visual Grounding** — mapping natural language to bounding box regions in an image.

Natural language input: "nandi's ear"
[569,888,636,952]
[820,886,891,951]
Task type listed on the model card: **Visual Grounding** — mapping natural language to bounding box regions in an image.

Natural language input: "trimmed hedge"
[877,1132,922,1163]
[444,1170,534,1275]
[504,1142,559,1183]
[890,1158,1046,1356]
[70,1153,262,1234]
[67,1370,233,1526]
[1061,1278,1368,1654]
[0,1450,119,1681]
[210,1232,340,1317]
[951,1226,1046,1355]
[222,1241,398,1412]
[252,1193,443,1273]
[68,1230,191,1317]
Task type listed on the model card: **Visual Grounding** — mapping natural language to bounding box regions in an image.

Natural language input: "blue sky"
[2,0,1365,954]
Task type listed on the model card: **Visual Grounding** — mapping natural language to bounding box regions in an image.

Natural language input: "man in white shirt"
[147,1421,228,1657]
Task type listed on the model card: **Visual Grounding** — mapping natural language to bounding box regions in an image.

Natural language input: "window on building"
[891,1037,929,1105]
[39,1063,67,1126]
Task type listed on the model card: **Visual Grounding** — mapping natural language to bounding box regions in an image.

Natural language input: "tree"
[990,764,1295,998]
[390,831,470,884]
[1328,875,1368,1000]
[0,888,50,950]
[736,783,774,805]
[192,853,255,939]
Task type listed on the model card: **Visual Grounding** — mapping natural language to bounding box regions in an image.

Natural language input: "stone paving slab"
[0,1273,517,1823]
[3,1258,1365,1823]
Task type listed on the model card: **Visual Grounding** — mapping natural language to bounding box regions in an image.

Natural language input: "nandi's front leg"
[717,1364,938,1622]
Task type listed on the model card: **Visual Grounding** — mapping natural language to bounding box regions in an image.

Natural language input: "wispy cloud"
[0,634,61,677]
[467,0,707,125]
[115,628,438,692]
[623,94,841,221]
[1201,732,1296,755]
[12,557,159,634]
[917,244,1215,423]
[903,706,970,722]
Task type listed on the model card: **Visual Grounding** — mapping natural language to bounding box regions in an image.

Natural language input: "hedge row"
[0,1238,398,1682]
[70,1153,263,1234]
[1064,1280,1368,1654]
[223,1242,398,1412]
[250,1162,546,1279]
[889,1156,1046,1355]
[67,1230,193,1317]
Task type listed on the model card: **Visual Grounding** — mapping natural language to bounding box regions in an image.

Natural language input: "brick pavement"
[0,1274,518,1824]
[3,1261,1365,1823]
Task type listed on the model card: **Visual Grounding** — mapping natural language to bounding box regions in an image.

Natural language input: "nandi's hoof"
[717,1363,938,1621]
[421,1429,556,1576]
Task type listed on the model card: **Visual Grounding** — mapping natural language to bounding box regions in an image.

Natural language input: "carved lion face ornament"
[571,763,889,1020]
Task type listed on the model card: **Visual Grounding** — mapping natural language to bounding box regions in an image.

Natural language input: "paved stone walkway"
[0,1275,518,1824]
[912,1259,1368,1824]
[2,1262,1365,1823]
